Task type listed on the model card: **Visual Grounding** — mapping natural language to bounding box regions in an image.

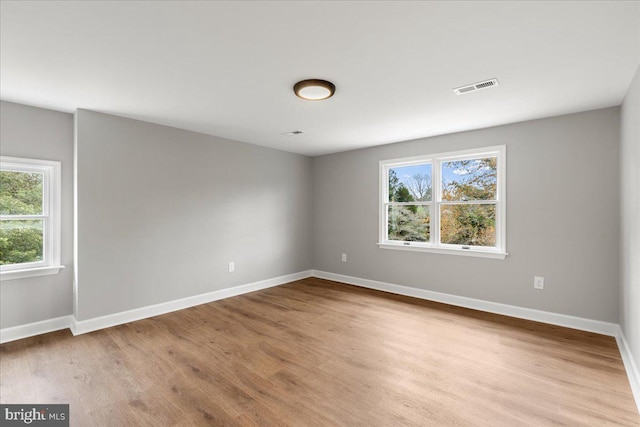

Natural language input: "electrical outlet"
[534,276,544,290]
[228,261,235,273]
[341,253,347,262]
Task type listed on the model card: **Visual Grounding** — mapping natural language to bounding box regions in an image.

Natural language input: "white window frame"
[0,156,64,280]
[378,145,507,259]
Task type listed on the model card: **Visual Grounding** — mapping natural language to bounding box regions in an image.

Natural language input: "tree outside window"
[379,146,506,258]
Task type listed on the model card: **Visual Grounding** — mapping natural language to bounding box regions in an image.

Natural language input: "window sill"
[377,243,507,259]
[0,265,66,281]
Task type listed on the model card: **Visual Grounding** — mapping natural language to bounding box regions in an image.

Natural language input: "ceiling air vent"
[453,78,499,95]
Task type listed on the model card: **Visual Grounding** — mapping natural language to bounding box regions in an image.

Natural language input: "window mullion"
[433,159,441,247]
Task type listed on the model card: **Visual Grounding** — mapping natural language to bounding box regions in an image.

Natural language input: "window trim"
[0,156,64,280]
[378,145,507,259]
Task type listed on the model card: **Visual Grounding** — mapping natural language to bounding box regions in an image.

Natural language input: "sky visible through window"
[392,160,496,190]
[393,164,430,189]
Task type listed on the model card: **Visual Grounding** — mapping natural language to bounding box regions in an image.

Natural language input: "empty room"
[1,1,639,426]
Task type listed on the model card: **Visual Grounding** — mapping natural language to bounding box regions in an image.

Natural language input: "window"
[0,156,63,280]
[379,146,506,259]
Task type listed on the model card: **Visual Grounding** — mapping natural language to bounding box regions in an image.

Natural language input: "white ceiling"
[1,1,639,156]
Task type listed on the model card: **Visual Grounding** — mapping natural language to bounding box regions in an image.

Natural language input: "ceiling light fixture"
[293,79,336,100]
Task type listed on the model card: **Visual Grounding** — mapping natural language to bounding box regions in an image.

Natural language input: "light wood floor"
[1,278,638,426]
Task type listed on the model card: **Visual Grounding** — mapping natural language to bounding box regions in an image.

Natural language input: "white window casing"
[378,145,507,259]
[0,156,64,280]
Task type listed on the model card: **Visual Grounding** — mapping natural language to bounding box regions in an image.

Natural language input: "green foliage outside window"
[0,171,44,265]
[441,158,497,246]
[387,157,497,247]
[387,169,430,241]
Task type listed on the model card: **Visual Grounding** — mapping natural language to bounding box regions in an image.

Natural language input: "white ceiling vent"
[453,79,499,95]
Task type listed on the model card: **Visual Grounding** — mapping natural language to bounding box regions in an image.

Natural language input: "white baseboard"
[311,270,619,337]
[616,327,640,413]
[70,270,313,336]
[0,315,73,344]
[2,270,312,343]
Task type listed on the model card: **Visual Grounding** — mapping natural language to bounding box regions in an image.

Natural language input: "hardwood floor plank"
[1,277,638,426]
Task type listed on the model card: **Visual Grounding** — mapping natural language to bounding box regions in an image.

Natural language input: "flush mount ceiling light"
[293,79,336,100]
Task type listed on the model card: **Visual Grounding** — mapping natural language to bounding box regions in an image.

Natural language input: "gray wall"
[0,101,628,331]
[0,101,74,328]
[75,110,312,320]
[621,66,640,369]
[312,108,620,322]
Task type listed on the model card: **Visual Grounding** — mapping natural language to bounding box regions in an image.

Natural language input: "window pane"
[0,171,43,215]
[442,157,496,201]
[388,205,430,242]
[440,204,496,247]
[389,164,432,202]
[0,220,44,265]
